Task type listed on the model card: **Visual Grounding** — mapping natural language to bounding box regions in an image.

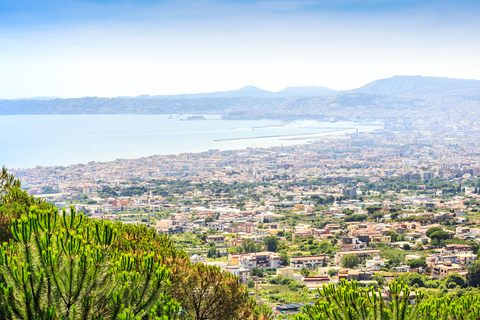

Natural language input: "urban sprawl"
[11,116,480,315]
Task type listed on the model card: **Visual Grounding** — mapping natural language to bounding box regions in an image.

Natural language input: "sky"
[0,0,480,99]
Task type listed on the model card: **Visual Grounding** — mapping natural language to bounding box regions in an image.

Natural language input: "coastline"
[0,115,380,169]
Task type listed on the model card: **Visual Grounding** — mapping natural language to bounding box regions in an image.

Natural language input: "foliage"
[425,227,443,238]
[288,281,304,292]
[235,239,261,253]
[406,259,426,269]
[263,235,279,252]
[300,268,310,277]
[0,206,180,320]
[327,269,338,277]
[168,261,256,320]
[280,252,290,266]
[466,261,480,288]
[207,246,218,258]
[293,280,480,320]
[372,273,385,286]
[344,214,366,222]
[0,171,52,243]
[250,267,264,278]
[396,216,432,224]
[428,230,450,243]
[341,254,359,269]
[0,170,263,320]
[445,273,465,289]
[98,186,118,198]
[269,276,292,285]
[395,273,426,287]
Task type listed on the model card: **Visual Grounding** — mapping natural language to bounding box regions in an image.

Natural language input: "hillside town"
[9,117,480,315]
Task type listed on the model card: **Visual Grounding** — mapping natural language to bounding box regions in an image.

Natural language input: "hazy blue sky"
[1,0,479,98]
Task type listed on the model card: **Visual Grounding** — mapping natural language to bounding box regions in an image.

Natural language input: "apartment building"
[238,252,281,270]
[291,255,329,269]
[302,276,331,290]
[431,261,464,278]
[334,249,381,266]
[205,235,225,243]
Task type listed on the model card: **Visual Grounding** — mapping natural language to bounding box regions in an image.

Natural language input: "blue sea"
[0,115,379,169]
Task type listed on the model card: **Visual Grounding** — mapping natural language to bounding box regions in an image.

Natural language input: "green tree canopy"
[429,230,450,243]
[341,254,359,269]
[407,258,426,269]
[263,235,278,252]
[300,268,310,277]
[466,261,480,288]
[445,273,465,289]
[293,280,480,320]
[426,227,443,238]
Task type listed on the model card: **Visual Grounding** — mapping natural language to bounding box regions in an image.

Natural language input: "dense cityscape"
[3,0,480,318]
[8,102,480,316]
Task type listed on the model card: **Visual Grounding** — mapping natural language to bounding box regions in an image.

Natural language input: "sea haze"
[0,115,378,169]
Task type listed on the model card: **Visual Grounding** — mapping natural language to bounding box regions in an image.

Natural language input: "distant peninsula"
[1,76,479,120]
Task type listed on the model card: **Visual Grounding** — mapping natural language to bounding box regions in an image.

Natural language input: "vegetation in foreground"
[0,168,269,320]
[293,280,480,320]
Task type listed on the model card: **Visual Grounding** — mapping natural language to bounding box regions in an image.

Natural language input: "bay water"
[0,115,378,169]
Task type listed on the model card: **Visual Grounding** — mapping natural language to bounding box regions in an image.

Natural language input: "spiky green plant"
[293,280,480,320]
[0,206,180,320]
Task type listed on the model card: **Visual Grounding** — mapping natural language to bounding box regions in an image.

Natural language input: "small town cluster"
[10,123,480,315]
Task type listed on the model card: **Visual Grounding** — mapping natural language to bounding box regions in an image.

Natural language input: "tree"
[366,206,382,214]
[445,273,465,288]
[327,269,338,277]
[407,259,426,269]
[0,170,52,243]
[426,227,443,238]
[241,239,260,253]
[396,273,425,287]
[403,244,411,250]
[385,231,398,242]
[250,267,263,278]
[293,280,480,320]
[429,230,450,243]
[0,172,264,320]
[466,261,480,288]
[373,273,385,286]
[288,280,304,292]
[170,262,256,320]
[280,252,290,266]
[207,246,218,258]
[0,207,180,320]
[301,268,310,277]
[322,257,327,267]
[263,235,278,252]
[341,254,359,269]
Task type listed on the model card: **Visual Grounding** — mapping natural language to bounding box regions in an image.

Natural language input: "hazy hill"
[1,75,480,117]
[144,85,337,99]
[276,86,338,97]
[351,75,480,95]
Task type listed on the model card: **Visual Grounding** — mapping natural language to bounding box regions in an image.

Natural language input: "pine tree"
[0,206,180,320]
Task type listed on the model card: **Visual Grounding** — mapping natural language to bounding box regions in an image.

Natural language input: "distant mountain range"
[137,85,339,99]
[6,76,480,101]
[1,75,480,117]
[133,75,480,99]
[350,75,480,95]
